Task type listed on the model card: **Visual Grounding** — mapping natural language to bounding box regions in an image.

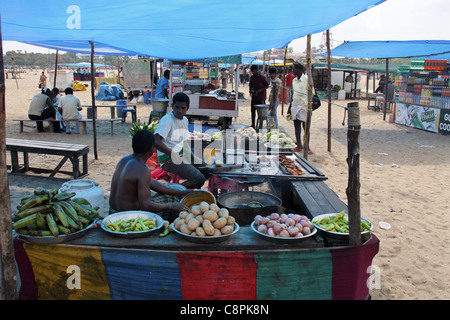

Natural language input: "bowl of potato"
[170,201,239,244]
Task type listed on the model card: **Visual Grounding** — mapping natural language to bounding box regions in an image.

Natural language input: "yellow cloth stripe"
[24,242,111,300]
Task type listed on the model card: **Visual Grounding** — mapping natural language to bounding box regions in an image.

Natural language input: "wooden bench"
[13,118,122,135]
[6,138,89,179]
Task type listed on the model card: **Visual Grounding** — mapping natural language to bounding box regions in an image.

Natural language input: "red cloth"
[249,72,269,103]
[147,152,172,182]
[285,73,294,87]
[177,252,257,299]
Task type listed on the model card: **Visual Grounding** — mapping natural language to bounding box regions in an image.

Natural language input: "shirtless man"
[109,130,191,221]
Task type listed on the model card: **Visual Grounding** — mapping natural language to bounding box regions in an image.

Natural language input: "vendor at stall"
[109,130,192,222]
[154,92,209,189]
[154,70,170,99]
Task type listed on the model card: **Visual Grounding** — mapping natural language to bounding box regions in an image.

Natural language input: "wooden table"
[6,138,89,179]
[14,226,379,300]
[367,93,384,110]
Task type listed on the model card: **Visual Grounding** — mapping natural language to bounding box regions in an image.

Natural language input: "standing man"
[59,87,82,134]
[220,69,228,89]
[154,92,208,189]
[109,130,191,221]
[28,87,60,133]
[268,68,281,129]
[289,62,313,154]
[155,70,170,99]
[249,65,269,129]
[39,72,47,88]
[285,67,294,104]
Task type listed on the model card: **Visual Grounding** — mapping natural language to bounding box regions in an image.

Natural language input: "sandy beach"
[3,71,449,300]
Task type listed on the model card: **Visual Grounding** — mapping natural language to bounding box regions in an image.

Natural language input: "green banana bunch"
[129,119,159,136]
[13,187,101,237]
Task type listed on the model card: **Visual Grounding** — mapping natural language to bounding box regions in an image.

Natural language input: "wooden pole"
[10,57,18,89]
[53,49,59,88]
[383,58,389,121]
[326,30,332,152]
[303,35,313,160]
[346,102,361,246]
[0,19,18,300]
[89,41,98,160]
[281,46,287,115]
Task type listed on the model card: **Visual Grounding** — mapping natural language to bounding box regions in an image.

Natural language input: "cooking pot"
[217,191,282,226]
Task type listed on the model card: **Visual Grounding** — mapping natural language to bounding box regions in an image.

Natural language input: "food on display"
[236,127,261,140]
[264,131,296,148]
[313,211,372,233]
[129,119,159,136]
[190,131,211,140]
[211,131,223,140]
[12,187,100,237]
[172,201,236,237]
[279,155,305,175]
[104,216,158,232]
[253,213,314,238]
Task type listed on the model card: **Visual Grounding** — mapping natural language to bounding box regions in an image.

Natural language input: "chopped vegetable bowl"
[101,211,164,238]
[312,211,373,236]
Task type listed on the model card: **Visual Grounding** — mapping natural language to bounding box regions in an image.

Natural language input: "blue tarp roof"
[60,62,110,67]
[325,40,450,59]
[1,0,386,60]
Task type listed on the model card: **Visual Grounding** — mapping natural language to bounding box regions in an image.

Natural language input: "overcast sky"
[290,0,450,52]
[3,0,449,55]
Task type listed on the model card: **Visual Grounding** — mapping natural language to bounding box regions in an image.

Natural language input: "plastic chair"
[121,109,136,123]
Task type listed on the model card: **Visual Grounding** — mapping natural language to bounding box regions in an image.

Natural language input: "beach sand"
[4,71,449,300]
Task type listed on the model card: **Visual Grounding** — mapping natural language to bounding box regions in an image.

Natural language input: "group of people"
[28,86,82,134]
[248,62,312,154]
[110,92,209,221]
[109,64,313,222]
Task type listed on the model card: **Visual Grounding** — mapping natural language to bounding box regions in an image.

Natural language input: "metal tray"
[18,220,96,244]
[170,222,239,244]
[279,159,307,176]
[264,142,295,153]
[312,213,373,236]
[250,221,317,244]
[101,211,164,238]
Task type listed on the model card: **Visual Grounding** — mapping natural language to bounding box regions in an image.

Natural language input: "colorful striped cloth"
[14,235,379,300]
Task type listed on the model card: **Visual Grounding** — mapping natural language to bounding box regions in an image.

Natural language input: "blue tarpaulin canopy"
[326,40,450,59]
[1,0,386,60]
[60,62,110,67]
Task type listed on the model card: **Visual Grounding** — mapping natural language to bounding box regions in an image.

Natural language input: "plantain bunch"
[129,119,159,137]
[12,187,100,237]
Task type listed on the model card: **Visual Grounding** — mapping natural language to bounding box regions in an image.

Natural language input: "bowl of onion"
[251,213,317,243]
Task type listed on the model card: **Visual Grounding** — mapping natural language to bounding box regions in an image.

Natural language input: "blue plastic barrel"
[116,99,127,118]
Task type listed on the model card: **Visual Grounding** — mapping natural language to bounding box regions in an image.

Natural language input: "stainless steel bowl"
[250,221,317,243]
[171,222,239,244]
[18,220,96,244]
[101,211,164,238]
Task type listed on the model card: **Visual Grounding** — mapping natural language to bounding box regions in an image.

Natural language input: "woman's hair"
[132,130,155,154]
[172,92,190,107]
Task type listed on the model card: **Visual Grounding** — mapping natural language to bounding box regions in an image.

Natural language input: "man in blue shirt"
[155,70,170,98]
